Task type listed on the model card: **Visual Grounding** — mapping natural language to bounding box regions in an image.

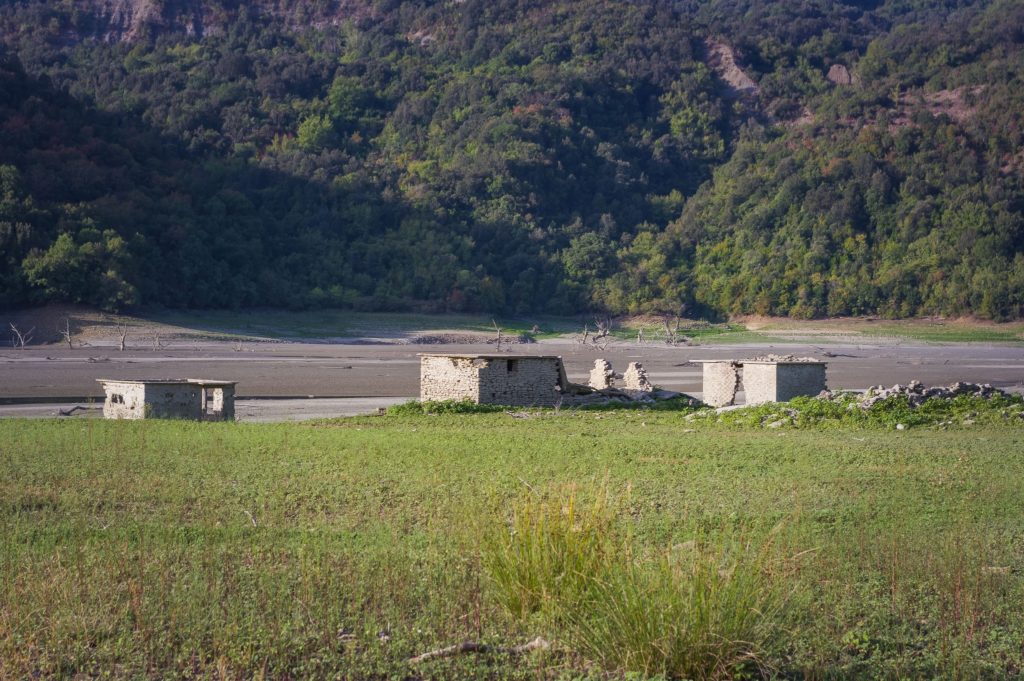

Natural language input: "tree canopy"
[0,0,1021,317]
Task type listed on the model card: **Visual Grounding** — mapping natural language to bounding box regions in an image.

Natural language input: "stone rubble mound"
[745,354,819,363]
[824,380,1008,408]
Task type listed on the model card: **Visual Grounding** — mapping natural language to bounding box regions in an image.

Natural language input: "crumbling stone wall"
[420,355,565,406]
[100,380,148,419]
[588,359,616,389]
[623,362,653,392]
[701,361,741,407]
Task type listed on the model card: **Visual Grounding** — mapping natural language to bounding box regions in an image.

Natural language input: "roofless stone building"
[98,379,236,421]
[419,354,570,406]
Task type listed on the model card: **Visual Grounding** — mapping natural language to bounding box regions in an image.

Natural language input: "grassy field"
[2,408,1024,679]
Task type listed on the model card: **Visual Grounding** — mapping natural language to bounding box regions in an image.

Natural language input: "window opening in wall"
[507,359,518,372]
[204,388,218,415]
[111,394,124,404]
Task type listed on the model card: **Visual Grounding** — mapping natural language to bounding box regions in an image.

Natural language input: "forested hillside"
[1,0,1022,318]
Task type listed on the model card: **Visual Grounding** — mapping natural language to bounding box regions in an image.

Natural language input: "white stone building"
[97,379,236,421]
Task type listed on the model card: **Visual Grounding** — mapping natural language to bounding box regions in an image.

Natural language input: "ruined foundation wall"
[701,362,740,407]
[420,356,482,402]
[101,381,147,419]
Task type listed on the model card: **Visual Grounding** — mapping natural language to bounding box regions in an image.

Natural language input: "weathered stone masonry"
[420,354,567,406]
[98,379,236,420]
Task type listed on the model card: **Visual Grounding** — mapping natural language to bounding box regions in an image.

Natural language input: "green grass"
[121,309,1024,346]
[856,322,1024,344]
[148,309,580,341]
[2,412,1024,679]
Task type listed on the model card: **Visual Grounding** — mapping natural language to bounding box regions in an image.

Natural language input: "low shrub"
[386,399,507,415]
[483,488,787,680]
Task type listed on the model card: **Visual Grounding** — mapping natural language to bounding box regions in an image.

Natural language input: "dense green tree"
[0,0,1021,317]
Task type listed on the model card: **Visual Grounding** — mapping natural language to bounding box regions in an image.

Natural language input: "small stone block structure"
[98,379,236,421]
[419,354,566,406]
[743,361,827,404]
[695,359,826,406]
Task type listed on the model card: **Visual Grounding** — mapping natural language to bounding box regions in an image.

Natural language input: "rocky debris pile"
[568,358,694,406]
[823,380,1009,408]
[745,354,820,363]
[567,388,692,407]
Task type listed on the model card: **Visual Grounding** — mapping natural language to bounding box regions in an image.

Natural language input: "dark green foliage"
[0,0,1022,316]
[386,399,508,415]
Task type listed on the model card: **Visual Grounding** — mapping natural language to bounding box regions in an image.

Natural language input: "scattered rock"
[895,423,906,431]
[745,354,820,363]
[821,381,1009,409]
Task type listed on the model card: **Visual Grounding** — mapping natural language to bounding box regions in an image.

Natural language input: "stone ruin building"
[98,379,236,421]
[695,357,827,407]
[420,354,569,406]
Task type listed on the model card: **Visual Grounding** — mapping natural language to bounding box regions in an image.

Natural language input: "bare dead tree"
[579,323,590,346]
[233,340,244,352]
[151,333,165,351]
[491,319,503,352]
[592,315,613,348]
[116,323,129,351]
[663,315,681,345]
[9,323,34,349]
[57,317,73,349]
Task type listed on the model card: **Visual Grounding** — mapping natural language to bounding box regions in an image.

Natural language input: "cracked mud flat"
[2,337,1023,421]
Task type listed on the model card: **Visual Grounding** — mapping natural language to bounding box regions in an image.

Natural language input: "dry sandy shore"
[2,337,1023,421]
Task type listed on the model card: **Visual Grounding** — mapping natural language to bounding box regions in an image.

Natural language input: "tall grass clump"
[481,487,617,619]
[483,488,788,680]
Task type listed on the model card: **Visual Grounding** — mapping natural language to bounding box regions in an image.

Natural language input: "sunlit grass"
[2,414,1023,678]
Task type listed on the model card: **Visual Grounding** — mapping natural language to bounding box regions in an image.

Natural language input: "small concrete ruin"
[696,356,827,406]
[98,379,236,421]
